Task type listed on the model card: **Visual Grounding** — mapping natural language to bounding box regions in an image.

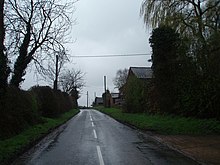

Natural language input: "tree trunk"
[0,0,9,96]
[10,24,31,87]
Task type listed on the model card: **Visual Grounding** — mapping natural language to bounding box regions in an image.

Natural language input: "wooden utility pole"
[53,55,59,90]
[103,76,107,107]
[87,91,89,108]
[104,76,107,93]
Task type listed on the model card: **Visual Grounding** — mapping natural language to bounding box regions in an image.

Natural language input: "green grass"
[96,106,220,135]
[0,109,80,164]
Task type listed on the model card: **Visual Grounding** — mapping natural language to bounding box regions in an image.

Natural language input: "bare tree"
[34,49,69,90]
[113,68,128,89]
[59,69,85,108]
[60,69,85,96]
[4,0,75,87]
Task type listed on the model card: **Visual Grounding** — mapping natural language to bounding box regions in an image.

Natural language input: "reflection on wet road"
[13,109,199,165]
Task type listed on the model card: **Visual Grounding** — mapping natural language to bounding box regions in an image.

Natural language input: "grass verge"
[96,106,220,135]
[0,109,80,164]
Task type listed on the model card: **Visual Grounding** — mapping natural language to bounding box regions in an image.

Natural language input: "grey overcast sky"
[23,0,152,106]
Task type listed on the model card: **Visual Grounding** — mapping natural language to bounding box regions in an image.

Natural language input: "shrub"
[0,86,40,139]
[124,76,148,113]
[30,86,74,118]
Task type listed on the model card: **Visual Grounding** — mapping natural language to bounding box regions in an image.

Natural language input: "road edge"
[95,109,204,165]
[7,110,81,165]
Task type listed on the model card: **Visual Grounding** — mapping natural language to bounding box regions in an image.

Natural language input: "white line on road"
[92,122,94,127]
[90,116,93,121]
[96,146,105,165]
[93,129,97,139]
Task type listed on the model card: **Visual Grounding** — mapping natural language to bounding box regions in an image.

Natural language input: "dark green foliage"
[0,87,40,139]
[0,85,74,140]
[149,26,181,113]
[10,55,32,87]
[30,86,74,118]
[124,76,148,113]
[148,26,220,119]
[176,32,220,119]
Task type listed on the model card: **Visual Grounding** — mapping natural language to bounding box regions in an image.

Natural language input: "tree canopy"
[113,68,128,89]
[141,0,220,39]
[4,0,74,87]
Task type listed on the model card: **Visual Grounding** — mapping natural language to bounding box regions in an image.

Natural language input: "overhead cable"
[70,53,151,58]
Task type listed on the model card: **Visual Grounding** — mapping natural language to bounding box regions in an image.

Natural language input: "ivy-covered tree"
[0,0,10,96]
[6,0,74,87]
[149,26,181,113]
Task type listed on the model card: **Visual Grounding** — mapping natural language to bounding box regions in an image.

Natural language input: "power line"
[70,53,151,58]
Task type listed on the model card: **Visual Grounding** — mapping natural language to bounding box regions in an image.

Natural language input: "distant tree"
[113,68,128,89]
[60,69,85,107]
[5,0,74,87]
[35,50,69,90]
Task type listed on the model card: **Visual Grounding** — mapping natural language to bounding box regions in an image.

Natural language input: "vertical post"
[104,76,107,93]
[87,91,89,108]
[54,55,59,90]
[104,76,107,107]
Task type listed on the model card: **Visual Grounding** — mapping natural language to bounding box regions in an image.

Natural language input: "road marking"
[92,122,94,127]
[93,129,97,139]
[96,146,105,165]
[90,116,93,121]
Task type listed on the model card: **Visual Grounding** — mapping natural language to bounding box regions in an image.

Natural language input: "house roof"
[130,67,153,79]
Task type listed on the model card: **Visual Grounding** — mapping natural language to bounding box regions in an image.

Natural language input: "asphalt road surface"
[13,109,199,165]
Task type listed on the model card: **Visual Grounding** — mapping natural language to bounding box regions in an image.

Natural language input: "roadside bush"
[30,86,74,118]
[0,86,40,139]
[30,86,59,117]
[124,76,148,113]
[54,90,74,114]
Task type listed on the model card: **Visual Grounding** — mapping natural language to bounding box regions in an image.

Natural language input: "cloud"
[22,0,152,106]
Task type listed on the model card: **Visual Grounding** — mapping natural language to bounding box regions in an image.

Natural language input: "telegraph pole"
[53,55,59,90]
[104,76,107,93]
[87,91,89,108]
[103,76,107,107]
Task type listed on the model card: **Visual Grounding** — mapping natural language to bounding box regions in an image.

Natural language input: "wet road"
[13,109,199,165]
